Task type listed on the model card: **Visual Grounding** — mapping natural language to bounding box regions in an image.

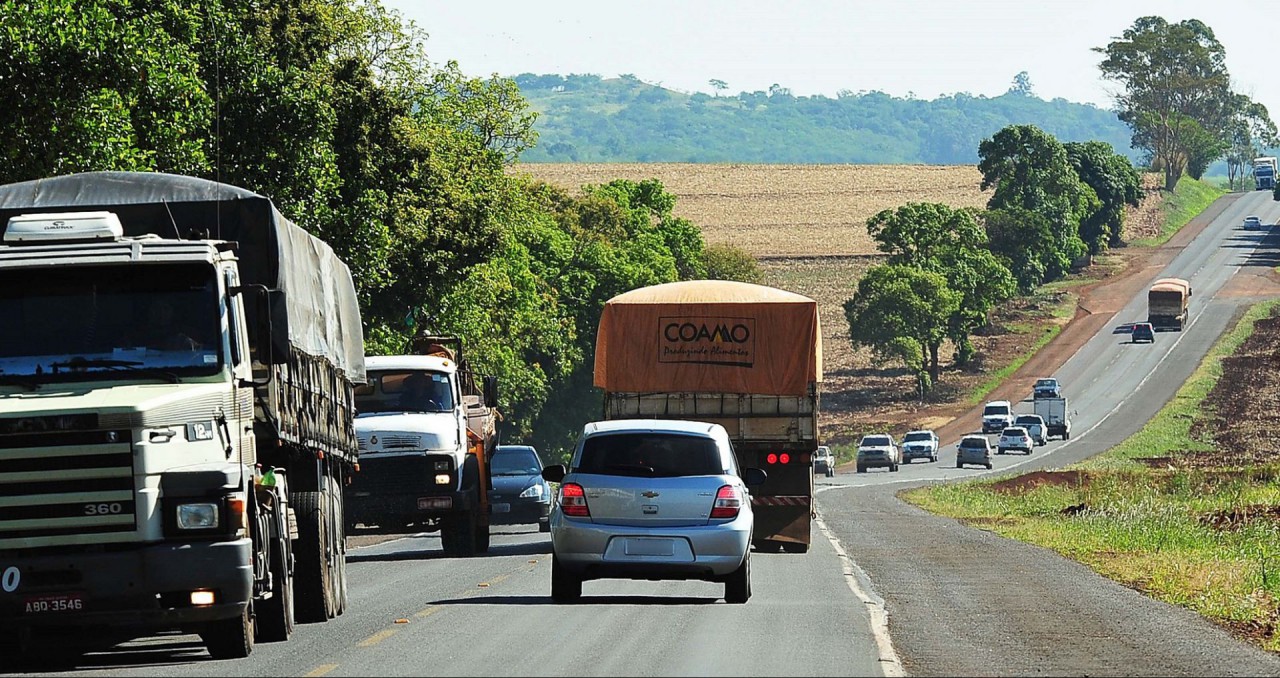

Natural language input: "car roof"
[1002,426,1028,433]
[905,429,935,435]
[984,400,1012,407]
[582,418,723,438]
[1036,377,1057,383]
[960,435,989,444]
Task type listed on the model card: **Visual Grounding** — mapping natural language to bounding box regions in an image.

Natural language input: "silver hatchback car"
[541,419,766,604]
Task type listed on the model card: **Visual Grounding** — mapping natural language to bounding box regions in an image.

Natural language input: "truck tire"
[0,627,33,671]
[724,551,751,604]
[441,509,479,556]
[201,604,254,660]
[333,487,349,616]
[255,535,294,643]
[291,491,335,623]
[551,555,582,602]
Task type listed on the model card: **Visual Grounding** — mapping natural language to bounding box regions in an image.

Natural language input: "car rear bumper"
[550,514,752,580]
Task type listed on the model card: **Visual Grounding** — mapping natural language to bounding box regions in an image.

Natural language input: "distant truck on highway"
[344,336,500,556]
[1147,277,1192,331]
[1034,397,1072,440]
[1254,156,1278,190]
[0,172,364,661]
[594,280,822,554]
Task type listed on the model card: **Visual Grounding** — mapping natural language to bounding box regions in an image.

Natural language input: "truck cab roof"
[364,354,457,374]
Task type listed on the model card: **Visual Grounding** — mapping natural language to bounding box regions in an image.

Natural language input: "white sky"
[384,0,1277,113]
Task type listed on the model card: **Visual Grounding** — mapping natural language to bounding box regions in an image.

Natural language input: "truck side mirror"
[743,467,767,486]
[229,283,273,388]
[483,375,499,408]
[542,464,566,483]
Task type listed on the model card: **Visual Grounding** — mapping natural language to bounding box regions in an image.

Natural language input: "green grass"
[904,299,1280,653]
[1131,176,1227,248]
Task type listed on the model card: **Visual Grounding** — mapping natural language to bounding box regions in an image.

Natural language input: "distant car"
[1033,377,1061,399]
[900,429,939,463]
[997,427,1034,455]
[1132,322,1156,343]
[856,434,901,473]
[813,445,835,477]
[489,444,553,532]
[1014,414,1047,446]
[982,400,1015,433]
[957,435,993,470]
[1244,215,1263,230]
[541,419,765,603]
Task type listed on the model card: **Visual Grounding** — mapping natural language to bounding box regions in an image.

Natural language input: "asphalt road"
[12,192,1280,677]
[818,188,1280,675]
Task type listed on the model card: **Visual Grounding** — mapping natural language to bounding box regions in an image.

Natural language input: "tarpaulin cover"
[0,171,365,382]
[594,280,822,396]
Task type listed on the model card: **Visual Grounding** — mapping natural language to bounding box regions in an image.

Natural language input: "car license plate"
[491,502,510,513]
[24,592,84,614]
[625,538,675,557]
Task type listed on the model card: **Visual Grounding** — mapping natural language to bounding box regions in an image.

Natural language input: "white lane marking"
[816,513,904,677]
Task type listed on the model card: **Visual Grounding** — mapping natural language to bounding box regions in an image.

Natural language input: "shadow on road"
[347,538,551,563]
[5,631,208,673]
[428,594,720,606]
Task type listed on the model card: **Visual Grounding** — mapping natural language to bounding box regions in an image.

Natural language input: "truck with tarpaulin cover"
[1147,277,1192,331]
[594,280,822,553]
[0,171,364,663]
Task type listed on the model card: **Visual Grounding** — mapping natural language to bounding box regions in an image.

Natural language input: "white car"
[1244,215,1263,230]
[542,419,765,604]
[813,445,835,477]
[997,427,1034,455]
[856,434,901,473]
[901,429,939,463]
[1014,414,1047,446]
[982,400,1015,433]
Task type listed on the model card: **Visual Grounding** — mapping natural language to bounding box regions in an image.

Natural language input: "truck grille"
[0,429,136,549]
[353,454,450,494]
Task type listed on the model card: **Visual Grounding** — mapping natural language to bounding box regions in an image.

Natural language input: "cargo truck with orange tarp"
[594,280,822,553]
[1147,277,1192,331]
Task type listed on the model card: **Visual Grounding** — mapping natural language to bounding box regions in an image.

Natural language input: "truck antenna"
[162,200,182,240]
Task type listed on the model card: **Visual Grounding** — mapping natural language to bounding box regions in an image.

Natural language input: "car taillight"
[710,484,742,519]
[559,482,590,518]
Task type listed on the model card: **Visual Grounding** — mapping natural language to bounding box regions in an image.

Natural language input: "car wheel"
[551,555,582,602]
[890,463,899,472]
[986,463,993,470]
[856,466,866,474]
[539,519,551,533]
[724,551,751,604]
[956,461,963,469]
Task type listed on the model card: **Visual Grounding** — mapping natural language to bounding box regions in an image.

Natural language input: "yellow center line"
[414,604,442,619]
[357,628,399,647]
[303,664,338,677]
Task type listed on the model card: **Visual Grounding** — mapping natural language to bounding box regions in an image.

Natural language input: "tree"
[1008,71,1035,97]
[982,208,1056,293]
[1096,17,1233,191]
[1064,141,1142,251]
[844,265,960,385]
[978,124,1097,279]
[709,79,728,96]
[703,243,763,284]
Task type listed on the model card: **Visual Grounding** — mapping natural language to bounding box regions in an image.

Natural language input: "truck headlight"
[519,484,545,499]
[176,503,220,529]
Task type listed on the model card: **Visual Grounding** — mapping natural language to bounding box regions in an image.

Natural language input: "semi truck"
[0,172,364,662]
[1147,277,1192,331]
[1254,157,1278,190]
[344,335,500,556]
[594,280,822,553]
[1033,397,1071,440]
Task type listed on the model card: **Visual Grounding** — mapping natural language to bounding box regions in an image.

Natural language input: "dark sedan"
[489,444,552,532]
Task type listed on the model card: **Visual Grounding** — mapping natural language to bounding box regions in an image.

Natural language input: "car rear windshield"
[960,438,987,449]
[861,435,892,446]
[983,404,1010,416]
[576,433,725,477]
[1015,416,1040,424]
[903,432,932,442]
[1003,428,1028,436]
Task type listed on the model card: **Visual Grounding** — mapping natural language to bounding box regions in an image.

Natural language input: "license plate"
[625,538,675,557]
[491,502,510,514]
[24,592,84,614]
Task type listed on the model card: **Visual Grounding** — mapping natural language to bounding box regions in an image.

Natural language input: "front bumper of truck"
[0,538,252,630]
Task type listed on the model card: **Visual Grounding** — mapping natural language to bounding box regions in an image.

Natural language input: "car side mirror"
[743,467,767,487]
[542,464,566,483]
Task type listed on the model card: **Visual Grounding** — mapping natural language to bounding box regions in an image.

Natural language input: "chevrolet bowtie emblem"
[641,491,660,498]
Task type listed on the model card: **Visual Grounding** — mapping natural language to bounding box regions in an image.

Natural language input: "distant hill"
[513,73,1139,166]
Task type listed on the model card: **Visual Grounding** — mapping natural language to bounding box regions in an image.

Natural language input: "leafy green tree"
[978,124,1097,279]
[982,208,1055,293]
[844,265,960,384]
[1064,141,1143,252]
[703,243,764,284]
[1095,17,1233,190]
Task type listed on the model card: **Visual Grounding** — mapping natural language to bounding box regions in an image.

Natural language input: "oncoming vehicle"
[813,445,835,477]
[541,419,766,604]
[856,434,901,473]
[997,427,1034,455]
[982,400,1015,433]
[489,444,553,533]
[1033,377,1061,399]
[901,430,939,463]
[957,435,993,469]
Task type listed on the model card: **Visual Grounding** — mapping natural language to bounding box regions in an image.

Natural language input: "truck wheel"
[291,491,334,623]
[255,536,294,643]
[0,627,33,671]
[441,510,479,556]
[724,551,751,604]
[551,555,582,602]
[1064,431,1070,440]
[201,605,254,660]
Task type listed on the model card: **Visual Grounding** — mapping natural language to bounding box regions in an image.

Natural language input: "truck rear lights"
[765,453,791,464]
[559,483,590,517]
[766,453,777,464]
[709,485,742,519]
[779,453,791,464]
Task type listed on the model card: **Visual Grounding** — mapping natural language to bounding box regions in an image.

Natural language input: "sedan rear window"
[577,433,725,477]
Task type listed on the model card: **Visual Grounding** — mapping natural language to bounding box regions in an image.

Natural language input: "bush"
[702,243,763,284]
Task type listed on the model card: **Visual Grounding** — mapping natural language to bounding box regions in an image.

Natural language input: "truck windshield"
[0,263,222,382]
[983,404,1010,416]
[357,370,455,414]
[903,432,932,442]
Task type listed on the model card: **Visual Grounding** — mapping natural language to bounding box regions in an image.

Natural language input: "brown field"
[508,163,1168,446]
[510,163,988,257]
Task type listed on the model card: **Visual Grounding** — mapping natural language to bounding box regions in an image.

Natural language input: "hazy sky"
[384,1,1276,113]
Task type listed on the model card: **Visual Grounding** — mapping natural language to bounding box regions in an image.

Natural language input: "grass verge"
[1131,176,1228,248]
[903,299,1280,653]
